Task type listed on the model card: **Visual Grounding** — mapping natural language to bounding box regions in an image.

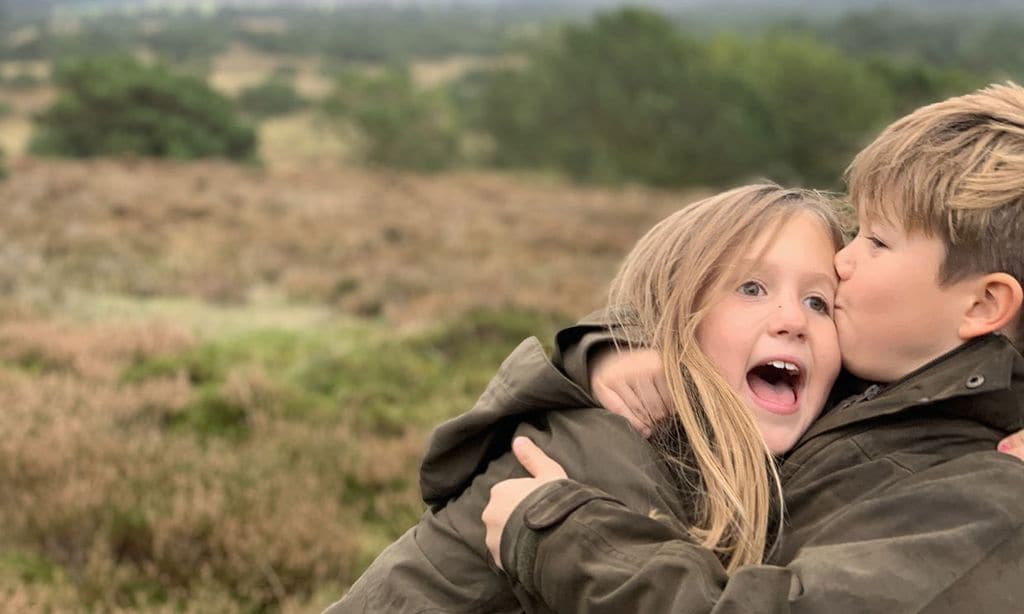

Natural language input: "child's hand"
[483,437,568,570]
[590,347,674,438]
[998,431,1024,461]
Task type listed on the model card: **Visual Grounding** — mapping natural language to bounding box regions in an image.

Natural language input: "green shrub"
[476,8,776,186]
[122,308,562,437]
[29,56,257,162]
[712,34,897,187]
[0,550,57,584]
[166,391,252,440]
[471,7,963,188]
[236,76,307,119]
[322,66,460,172]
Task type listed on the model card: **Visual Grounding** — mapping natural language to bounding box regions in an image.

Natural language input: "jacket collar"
[797,333,1024,444]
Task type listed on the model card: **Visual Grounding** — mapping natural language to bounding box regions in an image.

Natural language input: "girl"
[324,184,844,613]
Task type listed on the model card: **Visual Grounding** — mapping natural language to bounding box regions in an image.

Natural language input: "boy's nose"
[834,243,854,280]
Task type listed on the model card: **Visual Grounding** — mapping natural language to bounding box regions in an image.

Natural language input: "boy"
[483,82,1024,612]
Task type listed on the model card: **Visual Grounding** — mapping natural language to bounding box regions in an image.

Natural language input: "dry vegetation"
[0,155,699,611]
[208,45,332,99]
[0,39,700,610]
[0,158,687,325]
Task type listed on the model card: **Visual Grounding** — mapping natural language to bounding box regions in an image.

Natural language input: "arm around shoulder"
[498,453,1024,614]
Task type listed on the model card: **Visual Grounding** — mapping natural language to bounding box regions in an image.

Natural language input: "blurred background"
[0,0,1020,610]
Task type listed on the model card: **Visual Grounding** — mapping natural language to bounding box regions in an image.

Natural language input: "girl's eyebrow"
[806,271,838,293]
[735,260,837,292]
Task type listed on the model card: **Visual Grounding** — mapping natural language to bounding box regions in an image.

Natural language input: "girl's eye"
[805,295,831,315]
[738,281,765,297]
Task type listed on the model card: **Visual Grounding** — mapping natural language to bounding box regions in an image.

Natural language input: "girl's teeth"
[768,360,799,373]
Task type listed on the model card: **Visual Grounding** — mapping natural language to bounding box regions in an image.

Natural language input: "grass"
[0,104,696,610]
[0,304,566,611]
[0,27,720,610]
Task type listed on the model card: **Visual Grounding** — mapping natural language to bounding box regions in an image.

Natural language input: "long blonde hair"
[608,184,844,571]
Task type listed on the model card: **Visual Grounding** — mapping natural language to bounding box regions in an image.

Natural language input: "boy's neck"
[828,334,1002,408]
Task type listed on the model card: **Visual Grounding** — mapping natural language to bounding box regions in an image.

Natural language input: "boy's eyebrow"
[860,213,898,233]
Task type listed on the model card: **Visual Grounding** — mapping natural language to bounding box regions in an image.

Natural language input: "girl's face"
[696,211,842,454]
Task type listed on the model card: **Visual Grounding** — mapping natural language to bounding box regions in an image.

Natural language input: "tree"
[477,8,775,187]
[30,56,256,161]
[322,66,459,172]
[714,34,897,187]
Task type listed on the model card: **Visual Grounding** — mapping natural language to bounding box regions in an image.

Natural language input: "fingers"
[589,348,673,439]
[636,377,668,426]
[652,369,675,421]
[512,437,568,480]
[483,476,535,570]
[998,430,1024,461]
[601,380,654,437]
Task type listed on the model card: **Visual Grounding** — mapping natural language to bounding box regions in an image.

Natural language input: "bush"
[236,76,307,119]
[471,7,973,188]
[29,56,257,162]
[476,8,776,187]
[322,66,460,172]
[713,34,897,187]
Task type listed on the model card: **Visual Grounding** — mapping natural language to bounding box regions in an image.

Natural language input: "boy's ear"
[958,273,1024,340]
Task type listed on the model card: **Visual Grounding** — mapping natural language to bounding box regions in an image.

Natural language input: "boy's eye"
[738,281,765,297]
[805,295,831,315]
[866,235,887,249]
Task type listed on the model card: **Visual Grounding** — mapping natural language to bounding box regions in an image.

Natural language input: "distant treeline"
[4,4,1024,76]
[330,8,988,187]
[9,6,1023,188]
[0,7,517,65]
[785,7,1024,81]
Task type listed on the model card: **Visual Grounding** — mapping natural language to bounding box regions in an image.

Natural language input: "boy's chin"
[841,354,900,383]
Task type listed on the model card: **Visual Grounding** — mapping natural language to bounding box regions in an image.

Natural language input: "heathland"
[1,2,1022,611]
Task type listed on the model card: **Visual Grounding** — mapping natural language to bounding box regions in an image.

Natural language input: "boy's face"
[698,212,841,454]
[834,214,974,382]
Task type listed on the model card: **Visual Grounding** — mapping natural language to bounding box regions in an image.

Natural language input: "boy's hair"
[847,82,1024,340]
[607,183,843,571]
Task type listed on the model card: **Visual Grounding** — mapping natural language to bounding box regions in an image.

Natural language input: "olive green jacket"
[500,326,1024,613]
[323,336,690,613]
[325,321,1024,613]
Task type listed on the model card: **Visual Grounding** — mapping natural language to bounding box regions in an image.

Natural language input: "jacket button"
[966,374,985,389]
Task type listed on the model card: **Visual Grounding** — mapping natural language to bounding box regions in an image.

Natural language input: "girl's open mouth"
[746,360,803,415]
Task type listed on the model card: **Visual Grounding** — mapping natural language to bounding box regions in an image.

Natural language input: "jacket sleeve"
[500,453,1024,614]
[321,503,523,614]
[324,408,688,614]
[550,308,635,396]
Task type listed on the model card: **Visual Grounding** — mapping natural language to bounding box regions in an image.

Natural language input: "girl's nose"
[769,299,808,340]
